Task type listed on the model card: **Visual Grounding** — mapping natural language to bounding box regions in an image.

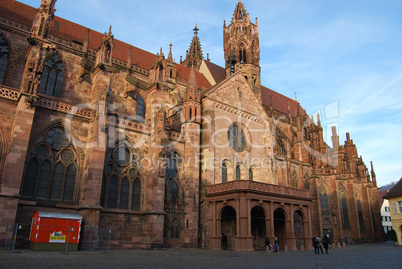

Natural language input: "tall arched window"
[236,165,241,180]
[356,191,364,231]
[38,54,64,98]
[0,34,9,84]
[132,177,141,210]
[339,185,350,228]
[119,177,129,209]
[222,162,227,183]
[21,125,77,202]
[100,142,141,210]
[127,92,145,121]
[304,174,309,189]
[319,181,330,219]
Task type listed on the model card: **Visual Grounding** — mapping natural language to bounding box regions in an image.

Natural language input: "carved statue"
[32,74,41,94]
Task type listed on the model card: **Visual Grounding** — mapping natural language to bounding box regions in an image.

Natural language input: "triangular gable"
[202,71,266,117]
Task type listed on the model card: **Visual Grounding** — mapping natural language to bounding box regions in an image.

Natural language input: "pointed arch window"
[319,181,330,218]
[339,185,350,228]
[236,165,241,180]
[165,151,181,206]
[0,34,9,84]
[222,162,227,183]
[304,174,309,189]
[132,177,141,210]
[38,54,64,98]
[228,123,247,152]
[356,191,364,231]
[21,126,77,202]
[171,218,180,238]
[100,142,141,210]
[127,92,145,121]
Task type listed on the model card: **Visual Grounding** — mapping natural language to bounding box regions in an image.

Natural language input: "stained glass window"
[339,185,350,228]
[101,142,141,210]
[127,91,145,121]
[228,124,246,152]
[38,54,64,98]
[249,168,253,181]
[119,177,129,209]
[21,125,77,202]
[222,163,227,183]
[236,165,241,180]
[0,34,9,84]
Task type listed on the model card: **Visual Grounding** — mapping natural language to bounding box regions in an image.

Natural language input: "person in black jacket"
[323,235,331,254]
[273,236,280,252]
[265,237,272,253]
[312,236,318,254]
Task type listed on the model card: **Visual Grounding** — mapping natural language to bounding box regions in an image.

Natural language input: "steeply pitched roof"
[384,178,402,199]
[261,86,302,117]
[203,60,226,85]
[378,190,388,207]
[1,0,210,89]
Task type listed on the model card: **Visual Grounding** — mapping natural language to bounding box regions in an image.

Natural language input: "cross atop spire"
[193,24,199,35]
[182,24,204,69]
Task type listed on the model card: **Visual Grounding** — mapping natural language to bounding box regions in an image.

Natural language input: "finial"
[193,24,199,35]
[317,113,321,127]
[168,43,173,62]
[108,25,112,36]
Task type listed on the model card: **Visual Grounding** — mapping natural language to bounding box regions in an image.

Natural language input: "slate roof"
[384,178,402,199]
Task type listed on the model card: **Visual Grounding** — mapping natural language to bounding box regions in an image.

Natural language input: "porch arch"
[220,205,237,250]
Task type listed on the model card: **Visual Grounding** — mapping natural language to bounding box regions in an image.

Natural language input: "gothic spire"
[232,0,249,22]
[183,24,203,69]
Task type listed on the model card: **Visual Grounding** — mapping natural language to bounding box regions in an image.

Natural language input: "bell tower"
[224,1,261,99]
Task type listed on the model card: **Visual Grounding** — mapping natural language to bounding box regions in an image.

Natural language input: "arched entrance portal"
[221,206,236,250]
[322,217,332,239]
[251,206,266,250]
[294,210,304,250]
[274,208,286,249]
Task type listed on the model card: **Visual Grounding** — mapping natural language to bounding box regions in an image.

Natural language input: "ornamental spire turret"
[31,0,57,39]
[182,24,203,70]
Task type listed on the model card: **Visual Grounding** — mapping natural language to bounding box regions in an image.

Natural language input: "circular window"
[228,123,247,152]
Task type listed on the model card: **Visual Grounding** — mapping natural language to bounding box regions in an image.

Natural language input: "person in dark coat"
[312,236,318,254]
[316,236,324,254]
[323,235,330,254]
[265,237,272,253]
[273,236,280,252]
[222,233,228,250]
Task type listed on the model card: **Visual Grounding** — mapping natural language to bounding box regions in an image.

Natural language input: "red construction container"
[29,211,82,251]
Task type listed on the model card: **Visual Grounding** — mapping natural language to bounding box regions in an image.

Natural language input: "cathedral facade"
[0,0,382,251]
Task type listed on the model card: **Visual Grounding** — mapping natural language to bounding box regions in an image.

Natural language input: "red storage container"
[29,211,82,251]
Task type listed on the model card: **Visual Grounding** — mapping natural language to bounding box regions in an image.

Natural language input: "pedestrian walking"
[316,236,324,254]
[265,237,272,253]
[273,236,280,252]
[323,235,330,254]
[312,236,318,254]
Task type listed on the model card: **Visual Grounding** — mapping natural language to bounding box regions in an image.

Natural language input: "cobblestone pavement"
[0,241,400,269]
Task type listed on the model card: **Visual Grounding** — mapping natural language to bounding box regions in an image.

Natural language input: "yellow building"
[384,178,402,245]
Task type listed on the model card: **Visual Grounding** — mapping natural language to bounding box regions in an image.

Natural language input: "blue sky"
[20,0,402,188]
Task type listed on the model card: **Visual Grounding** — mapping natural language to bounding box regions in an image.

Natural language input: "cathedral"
[0,0,383,251]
